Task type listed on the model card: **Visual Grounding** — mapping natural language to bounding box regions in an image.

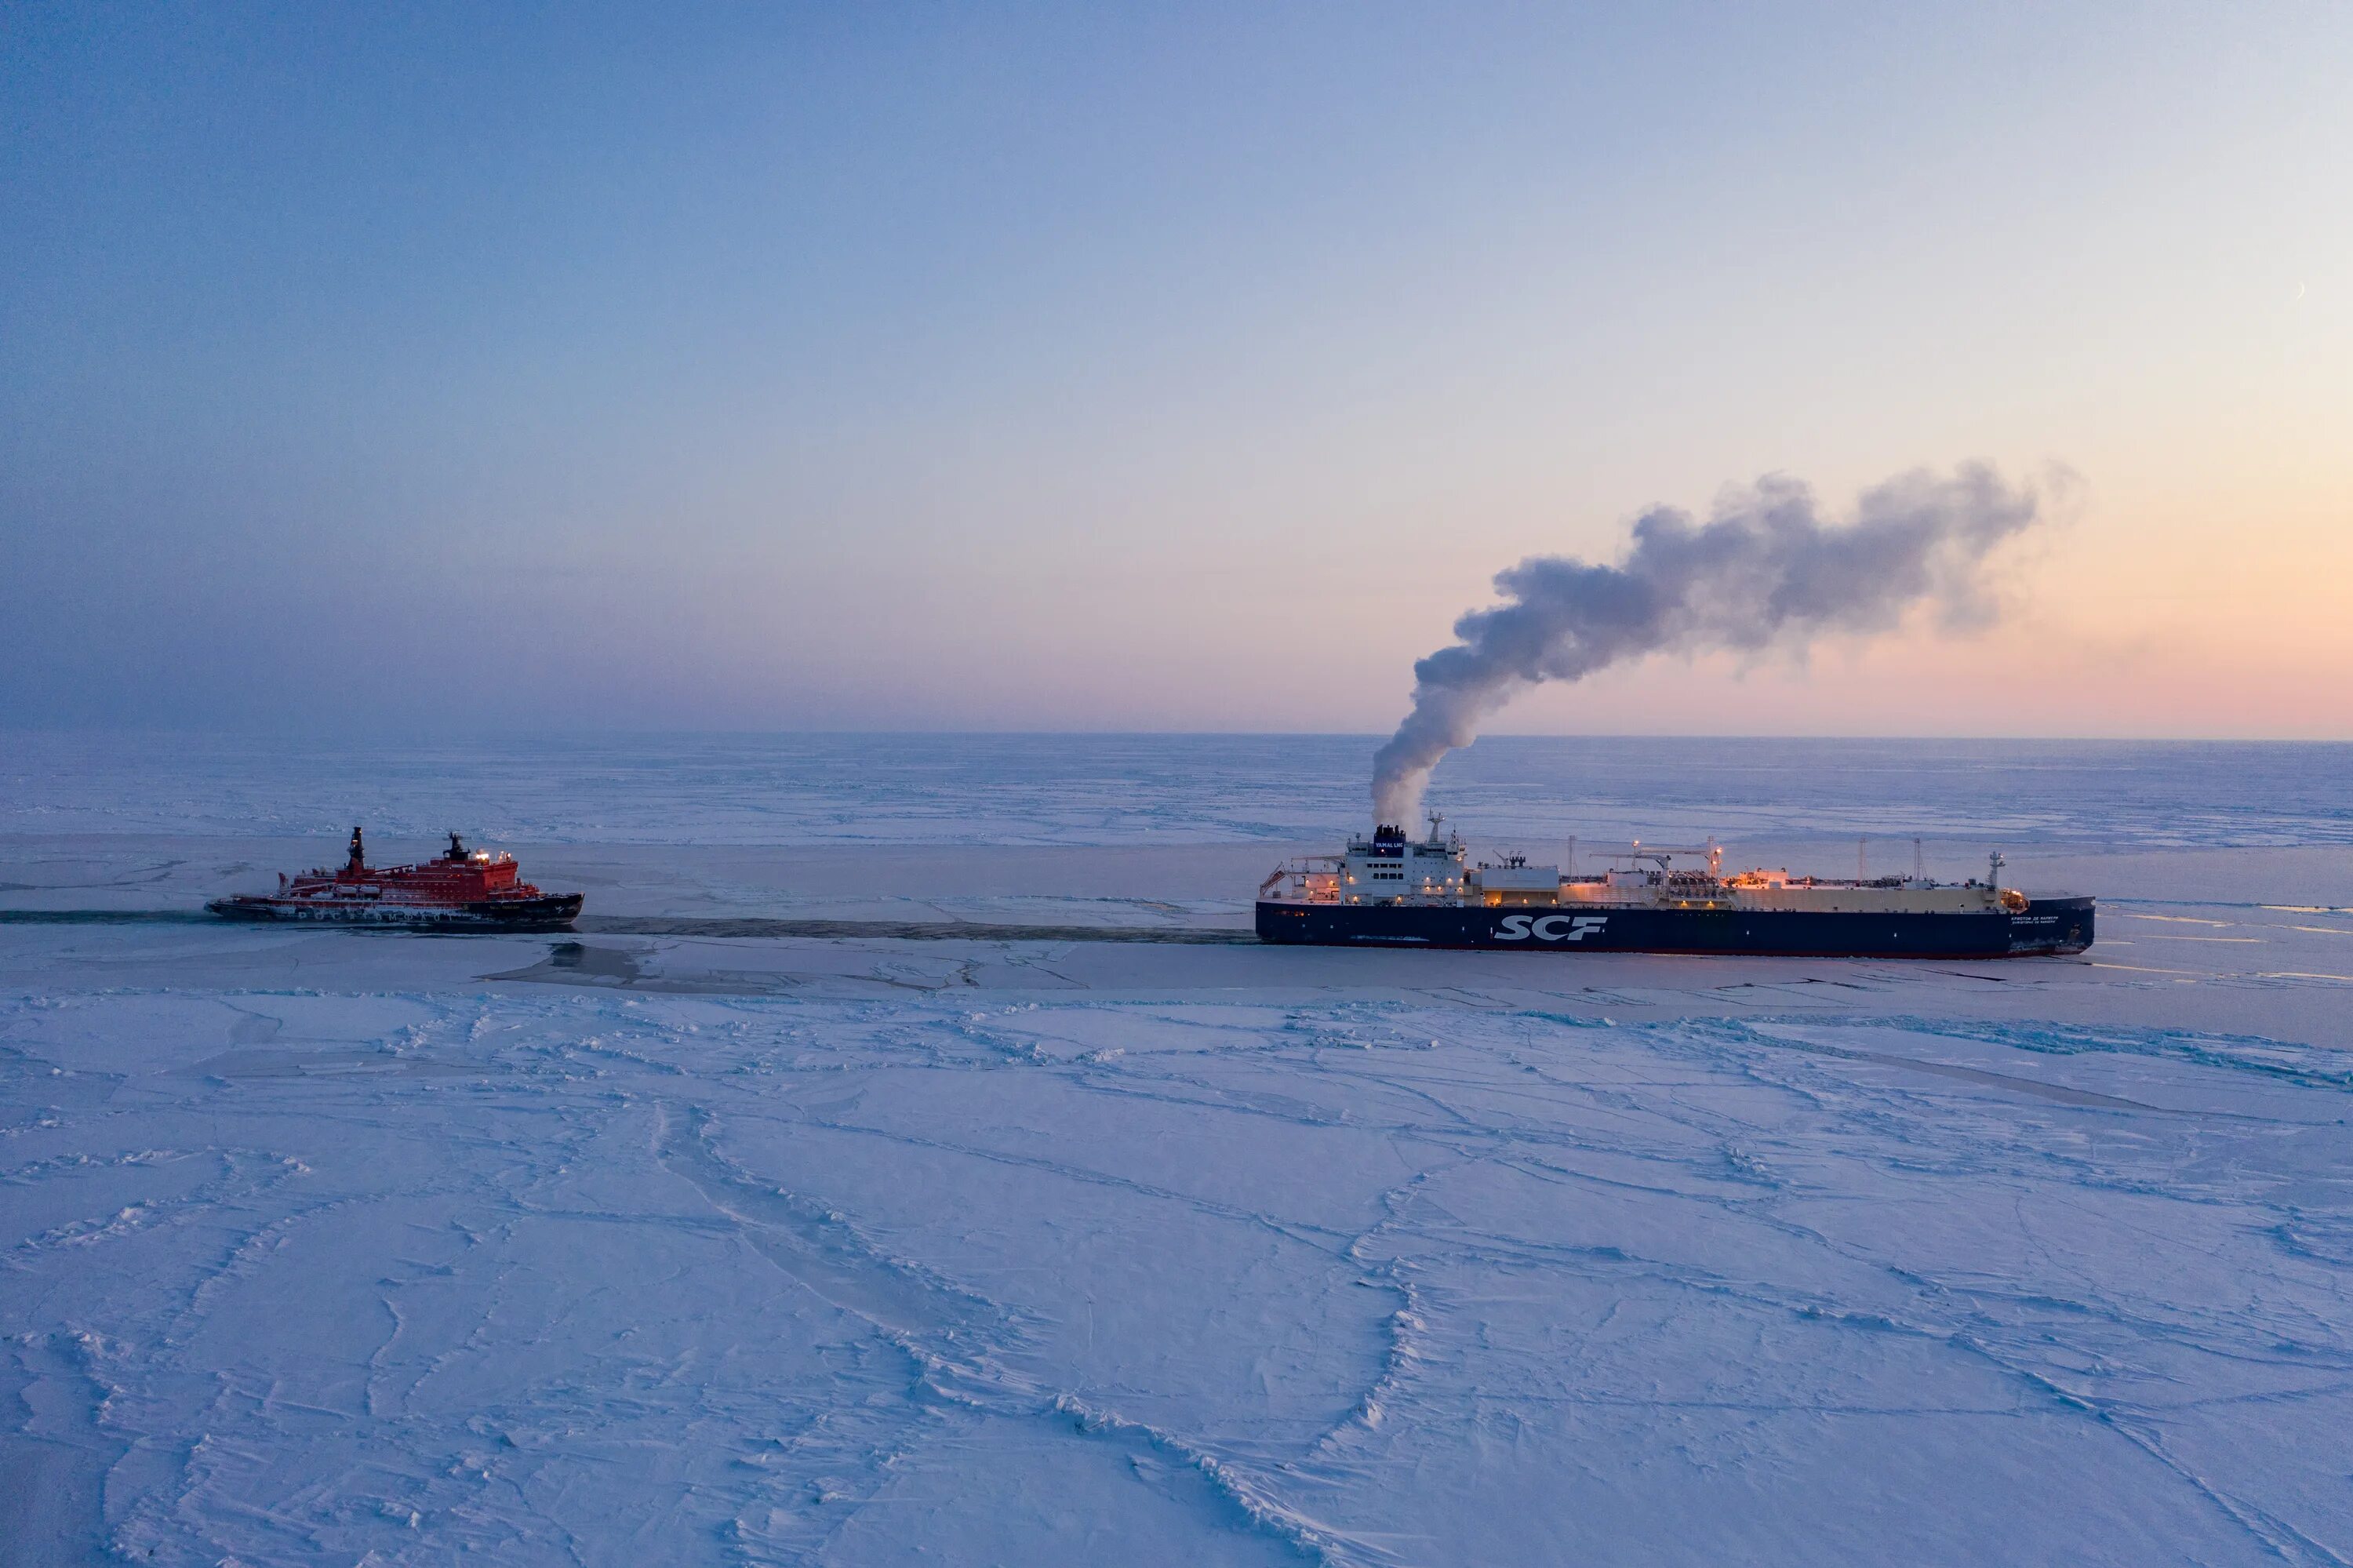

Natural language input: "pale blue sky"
[5,3,2347,734]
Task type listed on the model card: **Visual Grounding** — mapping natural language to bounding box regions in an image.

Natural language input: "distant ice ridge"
[6,985,2351,1564]
[5,731,2353,848]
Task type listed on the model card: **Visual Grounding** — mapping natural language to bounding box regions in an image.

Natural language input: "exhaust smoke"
[1370,464,2050,826]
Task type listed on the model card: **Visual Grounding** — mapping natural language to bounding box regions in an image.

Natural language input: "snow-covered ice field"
[5,736,2351,1564]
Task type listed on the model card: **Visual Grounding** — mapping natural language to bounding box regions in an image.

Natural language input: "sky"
[3,2,2348,738]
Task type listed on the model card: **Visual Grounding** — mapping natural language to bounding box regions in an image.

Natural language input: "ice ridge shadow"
[650,1101,1005,1347]
[649,1100,1379,1563]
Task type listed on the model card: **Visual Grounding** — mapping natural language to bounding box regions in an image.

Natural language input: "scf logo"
[1496,915,1608,943]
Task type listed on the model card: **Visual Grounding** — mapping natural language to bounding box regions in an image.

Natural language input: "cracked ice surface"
[5,951,2353,1565]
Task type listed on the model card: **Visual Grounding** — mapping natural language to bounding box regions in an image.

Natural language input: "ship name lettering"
[1497,915,1609,943]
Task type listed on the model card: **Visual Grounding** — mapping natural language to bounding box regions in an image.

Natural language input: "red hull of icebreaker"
[208,828,583,931]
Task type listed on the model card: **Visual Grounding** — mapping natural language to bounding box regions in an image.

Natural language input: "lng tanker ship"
[1257,819,2093,959]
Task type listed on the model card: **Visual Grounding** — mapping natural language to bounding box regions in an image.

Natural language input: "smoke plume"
[1371,464,2048,826]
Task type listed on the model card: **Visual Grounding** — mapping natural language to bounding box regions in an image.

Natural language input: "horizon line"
[5,726,2351,747]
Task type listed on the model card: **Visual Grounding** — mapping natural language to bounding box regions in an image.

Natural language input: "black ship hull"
[1257,896,2093,959]
[207,893,584,932]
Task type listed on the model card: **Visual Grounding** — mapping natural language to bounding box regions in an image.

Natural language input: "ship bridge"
[1259,817,1472,906]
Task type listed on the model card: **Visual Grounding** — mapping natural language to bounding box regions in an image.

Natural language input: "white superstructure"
[1263,819,2028,917]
